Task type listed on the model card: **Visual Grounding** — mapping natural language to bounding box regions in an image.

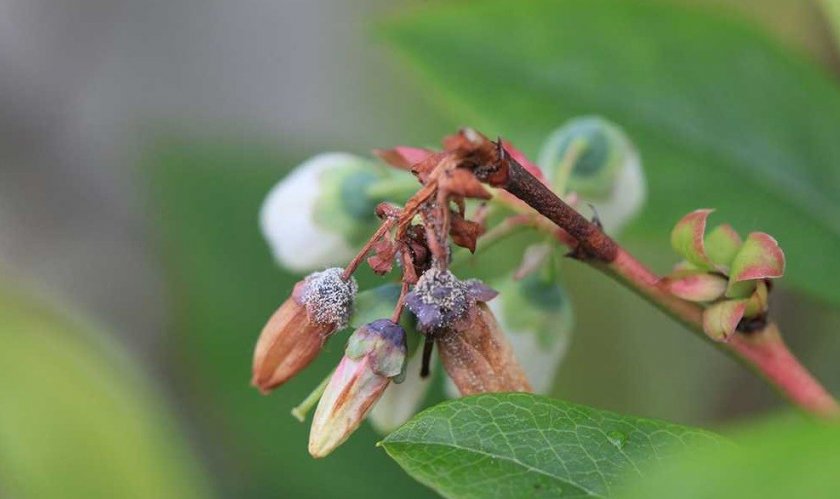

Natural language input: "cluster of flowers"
[252,117,647,457]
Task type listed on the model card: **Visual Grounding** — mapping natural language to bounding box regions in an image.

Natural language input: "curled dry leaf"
[367,238,397,275]
[372,146,434,170]
[449,212,485,253]
[439,168,492,199]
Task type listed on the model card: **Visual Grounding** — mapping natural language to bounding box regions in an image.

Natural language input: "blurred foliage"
[148,141,431,497]
[380,0,840,306]
[821,0,840,53]
[620,415,840,498]
[0,284,210,498]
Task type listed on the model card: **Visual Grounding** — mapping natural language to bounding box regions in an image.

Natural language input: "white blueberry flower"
[538,116,646,234]
[260,153,379,272]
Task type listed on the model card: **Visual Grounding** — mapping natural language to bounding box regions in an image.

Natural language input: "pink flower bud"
[308,319,406,458]
[251,268,356,394]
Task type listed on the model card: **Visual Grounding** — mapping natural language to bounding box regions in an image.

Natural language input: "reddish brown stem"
[342,218,395,280]
[494,144,617,261]
[493,152,839,417]
[391,280,409,324]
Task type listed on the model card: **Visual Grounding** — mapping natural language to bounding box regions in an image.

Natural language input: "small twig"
[391,280,410,323]
[490,142,618,261]
[341,218,396,280]
[483,144,839,417]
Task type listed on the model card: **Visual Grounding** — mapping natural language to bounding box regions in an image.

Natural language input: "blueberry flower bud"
[308,319,406,458]
[251,268,357,393]
[437,303,532,395]
[537,116,646,234]
[260,153,386,272]
[405,268,497,331]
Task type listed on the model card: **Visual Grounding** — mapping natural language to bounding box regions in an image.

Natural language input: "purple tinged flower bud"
[405,268,497,331]
[308,319,406,458]
[251,268,357,394]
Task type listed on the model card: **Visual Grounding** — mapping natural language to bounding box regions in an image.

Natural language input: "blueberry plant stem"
[492,150,839,418]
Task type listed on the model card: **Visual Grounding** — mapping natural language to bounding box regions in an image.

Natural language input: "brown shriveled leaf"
[373,146,434,170]
[410,152,448,183]
[449,212,485,253]
[367,239,398,275]
[404,225,431,279]
[442,128,491,152]
[439,168,492,199]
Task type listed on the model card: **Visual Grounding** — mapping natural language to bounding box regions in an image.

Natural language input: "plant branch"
[484,146,839,418]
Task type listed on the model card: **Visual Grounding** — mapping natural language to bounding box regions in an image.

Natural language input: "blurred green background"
[2,0,840,497]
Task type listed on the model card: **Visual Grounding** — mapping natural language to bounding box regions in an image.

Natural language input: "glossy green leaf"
[381,0,840,305]
[0,286,210,498]
[620,416,840,499]
[381,393,725,498]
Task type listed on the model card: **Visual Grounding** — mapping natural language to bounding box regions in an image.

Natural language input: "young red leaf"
[702,299,747,342]
[659,270,727,302]
[670,209,714,268]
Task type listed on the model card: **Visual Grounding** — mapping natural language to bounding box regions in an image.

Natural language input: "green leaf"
[0,285,210,498]
[381,0,840,306]
[381,393,725,498]
[619,415,840,499]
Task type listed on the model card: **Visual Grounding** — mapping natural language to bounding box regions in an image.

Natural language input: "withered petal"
[437,303,531,396]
